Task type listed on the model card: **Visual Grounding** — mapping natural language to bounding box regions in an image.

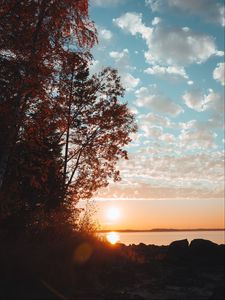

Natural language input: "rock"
[169,239,189,248]
[189,239,219,264]
[167,239,189,262]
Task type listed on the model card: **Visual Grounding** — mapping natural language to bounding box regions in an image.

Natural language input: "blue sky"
[87,0,224,223]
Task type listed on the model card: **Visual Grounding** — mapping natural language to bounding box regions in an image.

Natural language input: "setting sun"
[106,232,120,244]
[106,207,121,222]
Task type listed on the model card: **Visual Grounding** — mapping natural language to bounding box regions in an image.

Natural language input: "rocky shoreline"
[96,238,225,300]
[0,237,224,300]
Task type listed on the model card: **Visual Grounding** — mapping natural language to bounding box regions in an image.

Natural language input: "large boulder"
[189,239,219,264]
[167,239,189,262]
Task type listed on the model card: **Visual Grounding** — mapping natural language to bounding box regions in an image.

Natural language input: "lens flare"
[74,242,93,264]
[106,231,120,244]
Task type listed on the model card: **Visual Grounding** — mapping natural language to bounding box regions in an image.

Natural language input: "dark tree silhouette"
[0,0,97,191]
[58,54,136,203]
[0,0,97,221]
[0,1,136,230]
[1,97,64,227]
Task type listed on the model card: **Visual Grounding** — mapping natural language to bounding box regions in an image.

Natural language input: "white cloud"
[97,151,224,199]
[144,65,189,82]
[92,25,113,55]
[139,122,176,144]
[179,116,224,131]
[114,12,223,67]
[179,128,217,149]
[94,26,113,51]
[110,49,128,61]
[145,0,225,26]
[141,126,176,143]
[183,89,224,113]
[135,86,184,116]
[109,49,140,91]
[145,0,162,12]
[152,17,161,25]
[109,48,134,70]
[141,125,163,138]
[204,89,224,114]
[159,133,175,143]
[91,0,126,7]
[138,113,177,144]
[183,89,207,112]
[213,62,225,85]
[98,27,113,41]
[113,12,152,45]
[179,120,196,130]
[122,73,140,91]
[139,112,174,128]
[145,26,223,65]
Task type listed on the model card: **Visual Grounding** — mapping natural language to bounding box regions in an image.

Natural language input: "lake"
[99,230,225,246]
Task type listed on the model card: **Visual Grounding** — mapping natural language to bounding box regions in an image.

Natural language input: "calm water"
[99,230,225,246]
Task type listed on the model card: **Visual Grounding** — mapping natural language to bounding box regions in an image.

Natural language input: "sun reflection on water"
[106,231,120,244]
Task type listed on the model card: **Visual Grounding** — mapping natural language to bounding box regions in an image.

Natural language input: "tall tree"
[1,49,137,226]
[0,1,137,229]
[58,53,137,204]
[0,0,97,192]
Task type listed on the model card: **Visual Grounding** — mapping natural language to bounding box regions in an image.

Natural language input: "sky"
[87,0,225,230]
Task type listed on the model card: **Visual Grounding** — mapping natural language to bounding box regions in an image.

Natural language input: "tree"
[0,89,64,227]
[0,1,137,229]
[58,53,137,203]
[0,0,97,192]
[0,52,137,229]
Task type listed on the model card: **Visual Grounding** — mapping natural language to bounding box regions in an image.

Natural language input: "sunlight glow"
[106,207,121,221]
[106,232,120,244]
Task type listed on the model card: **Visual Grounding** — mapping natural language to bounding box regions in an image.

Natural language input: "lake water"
[99,230,225,246]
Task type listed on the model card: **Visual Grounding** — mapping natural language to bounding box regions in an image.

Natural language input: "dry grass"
[0,223,136,299]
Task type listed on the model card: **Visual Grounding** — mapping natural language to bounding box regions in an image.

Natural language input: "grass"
[0,223,138,299]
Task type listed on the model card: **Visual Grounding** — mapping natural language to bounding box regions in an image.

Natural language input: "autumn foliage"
[0,0,136,230]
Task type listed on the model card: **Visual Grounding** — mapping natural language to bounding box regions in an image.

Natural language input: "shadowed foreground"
[0,228,224,300]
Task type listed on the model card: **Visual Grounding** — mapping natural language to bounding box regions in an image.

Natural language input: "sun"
[106,232,120,245]
[106,207,121,222]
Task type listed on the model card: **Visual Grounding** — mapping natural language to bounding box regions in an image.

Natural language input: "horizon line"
[97,228,225,233]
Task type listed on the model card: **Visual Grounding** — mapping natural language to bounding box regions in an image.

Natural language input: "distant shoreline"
[98,228,225,233]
